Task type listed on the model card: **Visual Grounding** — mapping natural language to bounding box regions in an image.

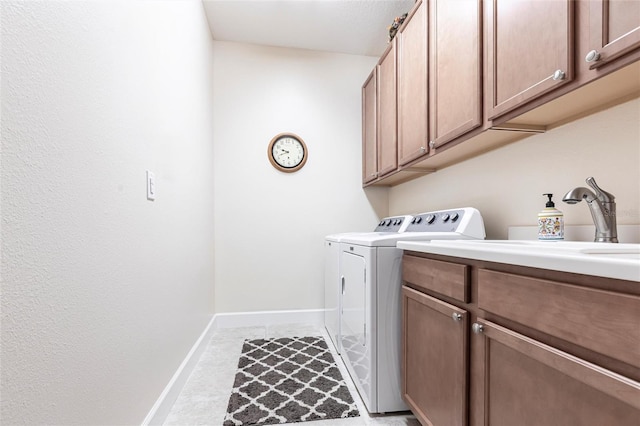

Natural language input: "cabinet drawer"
[478,269,640,367]
[402,255,469,302]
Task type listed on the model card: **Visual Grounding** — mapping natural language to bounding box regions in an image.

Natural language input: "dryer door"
[340,244,376,411]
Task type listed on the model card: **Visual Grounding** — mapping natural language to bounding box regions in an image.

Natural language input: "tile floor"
[163,323,420,426]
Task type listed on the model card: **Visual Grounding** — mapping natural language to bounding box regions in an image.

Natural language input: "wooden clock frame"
[267,132,308,173]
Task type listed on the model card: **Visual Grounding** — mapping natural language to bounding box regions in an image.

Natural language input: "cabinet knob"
[420,146,426,153]
[472,323,484,334]
[585,49,601,63]
[552,69,566,81]
[429,140,436,149]
[452,312,463,322]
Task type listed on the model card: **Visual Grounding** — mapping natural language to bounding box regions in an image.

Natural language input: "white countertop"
[397,240,640,282]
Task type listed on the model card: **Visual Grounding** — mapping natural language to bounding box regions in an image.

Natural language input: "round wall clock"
[267,133,308,173]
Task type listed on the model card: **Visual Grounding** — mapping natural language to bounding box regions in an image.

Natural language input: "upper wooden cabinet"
[584,0,640,69]
[362,0,640,187]
[429,0,482,148]
[398,0,483,161]
[361,42,398,185]
[398,0,429,166]
[377,40,398,178]
[486,0,575,120]
[362,68,377,184]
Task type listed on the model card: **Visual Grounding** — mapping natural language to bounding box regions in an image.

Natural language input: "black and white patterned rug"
[223,336,360,425]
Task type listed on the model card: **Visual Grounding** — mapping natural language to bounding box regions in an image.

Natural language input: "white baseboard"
[213,308,325,329]
[141,315,216,426]
[141,309,325,425]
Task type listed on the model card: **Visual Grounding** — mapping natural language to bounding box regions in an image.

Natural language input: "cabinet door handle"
[341,276,345,295]
[429,140,436,150]
[585,49,601,63]
[552,69,566,81]
[472,322,484,334]
[452,312,463,322]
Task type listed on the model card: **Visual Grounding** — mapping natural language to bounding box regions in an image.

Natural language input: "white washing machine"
[324,215,413,354]
[338,207,485,414]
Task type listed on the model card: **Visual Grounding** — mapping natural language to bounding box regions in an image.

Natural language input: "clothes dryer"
[324,215,412,353]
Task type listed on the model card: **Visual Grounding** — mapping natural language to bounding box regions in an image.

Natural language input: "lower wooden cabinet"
[475,319,640,426]
[402,286,468,426]
[401,253,640,426]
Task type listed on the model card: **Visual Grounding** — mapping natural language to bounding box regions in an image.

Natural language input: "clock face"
[268,133,307,172]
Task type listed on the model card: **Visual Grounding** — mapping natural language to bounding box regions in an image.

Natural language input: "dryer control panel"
[373,215,413,232]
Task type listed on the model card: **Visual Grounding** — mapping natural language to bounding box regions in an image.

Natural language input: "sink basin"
[430,240,640,254]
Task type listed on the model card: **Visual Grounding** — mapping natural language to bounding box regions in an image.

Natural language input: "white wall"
[389,98,640,239]
[1,1,215,424]
[212,41,387,313]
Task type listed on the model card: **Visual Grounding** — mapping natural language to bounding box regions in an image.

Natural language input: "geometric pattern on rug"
[223,336,360,425]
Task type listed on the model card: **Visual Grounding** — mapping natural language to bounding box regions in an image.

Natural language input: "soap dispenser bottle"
[538,193,564,240]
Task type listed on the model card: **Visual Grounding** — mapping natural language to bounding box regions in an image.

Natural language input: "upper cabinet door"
[429,0,482,148]
[377,40,398,177]
[486,0,575,120]
[398,0,429,166]
[586,0,640,69]
[362,69,378,184]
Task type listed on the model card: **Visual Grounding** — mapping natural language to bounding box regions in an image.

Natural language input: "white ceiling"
[202,0,416,57]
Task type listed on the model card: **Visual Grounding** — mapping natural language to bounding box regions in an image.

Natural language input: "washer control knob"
[415,217,423,224]
[411,218,416,224]
[442,213,450,222]
[379,220,385,226]
[450,212,459,222]
[426,215,436,224]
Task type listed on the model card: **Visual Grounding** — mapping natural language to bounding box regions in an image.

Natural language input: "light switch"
[146,170,156,201]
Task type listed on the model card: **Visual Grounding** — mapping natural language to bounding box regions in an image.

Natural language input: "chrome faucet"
[562,177,618,243]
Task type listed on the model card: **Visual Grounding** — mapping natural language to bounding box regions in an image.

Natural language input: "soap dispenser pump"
[538,193,564,240]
